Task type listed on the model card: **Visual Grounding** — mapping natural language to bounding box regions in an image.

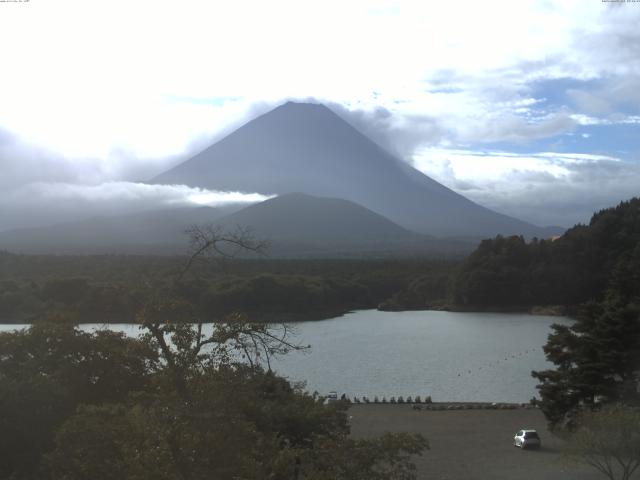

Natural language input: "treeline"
[0,254,455,323]
[450,197,640,309]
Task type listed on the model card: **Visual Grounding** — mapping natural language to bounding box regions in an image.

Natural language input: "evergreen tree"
[532,251,640,429]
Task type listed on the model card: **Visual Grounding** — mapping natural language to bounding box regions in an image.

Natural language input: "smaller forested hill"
[450,197,640,308]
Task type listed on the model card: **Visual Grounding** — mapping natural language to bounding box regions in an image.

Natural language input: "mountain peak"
[151,102,549,237]
[264,100,338,122]
[278,100,329,110]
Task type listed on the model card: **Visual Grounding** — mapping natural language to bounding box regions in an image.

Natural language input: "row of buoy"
[341,395,432,404]
[455,347,539,378]
[409,403,530,411]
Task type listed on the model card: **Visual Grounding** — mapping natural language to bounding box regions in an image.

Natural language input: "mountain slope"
[212,193,470,256]
[0,194,473,257]
[152,101,553,238]
[216,193,413,241]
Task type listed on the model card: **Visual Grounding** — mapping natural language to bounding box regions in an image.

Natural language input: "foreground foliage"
[0,225,430,478]
[563,405,640,480]
[0,320,427,479]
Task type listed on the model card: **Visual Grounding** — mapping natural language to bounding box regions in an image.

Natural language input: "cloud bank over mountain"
[0,181,272,232]
[0,1,637,228]
[414,149,640,227]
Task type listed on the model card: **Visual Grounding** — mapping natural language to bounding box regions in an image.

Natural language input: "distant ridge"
[152,101,556,238]
[212,193,471,257]
[216,192,412,241]
[0,194,473,257]
[0,206,240,255]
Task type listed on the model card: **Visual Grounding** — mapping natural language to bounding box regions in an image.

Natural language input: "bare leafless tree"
[178,224,268,281]
[137,224,306,399]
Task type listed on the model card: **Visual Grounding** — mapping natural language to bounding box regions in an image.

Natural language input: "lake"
[0,310,569,403]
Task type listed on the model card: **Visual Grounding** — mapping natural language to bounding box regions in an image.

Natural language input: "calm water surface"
[1,310,569,403]
[271,310,569,403]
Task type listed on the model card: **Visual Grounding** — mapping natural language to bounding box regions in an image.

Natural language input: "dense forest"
[450,197,640,310]
[0,254,454,324]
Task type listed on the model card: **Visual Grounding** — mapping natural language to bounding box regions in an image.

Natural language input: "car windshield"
[524,432,539,439]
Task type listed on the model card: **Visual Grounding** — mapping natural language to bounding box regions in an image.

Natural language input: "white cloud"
[0,103,268,188]
[413,148,639,227]
[0,0,636,163]
[571,113,640,126]
[0,0,638,231]
[0,182,273,232]
[10,182,272,206]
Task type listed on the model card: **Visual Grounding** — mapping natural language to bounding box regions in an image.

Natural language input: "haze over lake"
[1,310,568,403]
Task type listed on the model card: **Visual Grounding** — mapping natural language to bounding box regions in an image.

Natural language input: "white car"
[513,429,541,449]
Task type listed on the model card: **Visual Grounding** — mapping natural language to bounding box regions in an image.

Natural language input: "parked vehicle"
[513,429,541,449]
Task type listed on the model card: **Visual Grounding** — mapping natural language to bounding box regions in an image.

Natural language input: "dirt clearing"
[350,405,604,480]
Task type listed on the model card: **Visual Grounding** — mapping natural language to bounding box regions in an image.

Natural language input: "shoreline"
[378,303,573,317]
[345,400,537,410]
[1,304,575,326]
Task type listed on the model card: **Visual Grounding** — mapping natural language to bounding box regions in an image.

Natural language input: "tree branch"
[178,224,268,282]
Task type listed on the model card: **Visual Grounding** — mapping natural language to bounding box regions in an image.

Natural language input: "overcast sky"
[0,0,639,230]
